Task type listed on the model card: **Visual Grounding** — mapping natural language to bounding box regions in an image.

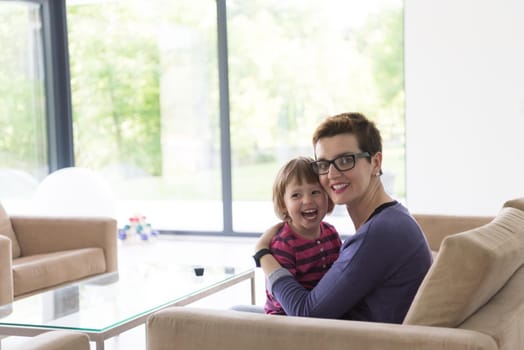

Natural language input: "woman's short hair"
[312,112,383,156]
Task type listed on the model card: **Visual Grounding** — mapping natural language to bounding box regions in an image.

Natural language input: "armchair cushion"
[0,203,21,258]
[404,206,524,327]
[13,248,106,296]
[20,330,90,350]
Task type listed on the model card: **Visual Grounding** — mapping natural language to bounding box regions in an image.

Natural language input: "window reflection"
[0,2,47,214]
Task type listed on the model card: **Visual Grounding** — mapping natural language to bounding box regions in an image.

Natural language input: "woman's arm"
[270,235,370,318]
[257,222,387,319]
[271,217,430,320]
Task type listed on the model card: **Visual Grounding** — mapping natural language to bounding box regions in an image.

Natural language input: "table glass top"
[0,238,253,332]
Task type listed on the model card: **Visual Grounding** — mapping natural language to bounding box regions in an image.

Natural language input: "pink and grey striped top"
[264,221,341,315]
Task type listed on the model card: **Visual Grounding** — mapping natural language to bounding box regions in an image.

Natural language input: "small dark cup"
[193,266,205,276]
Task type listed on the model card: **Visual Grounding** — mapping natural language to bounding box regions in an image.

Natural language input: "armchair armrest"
[19,330,90,350]
[11,216,118,273]
[146,307,497,350]
[0,235,13,306]
[413,214,493,252]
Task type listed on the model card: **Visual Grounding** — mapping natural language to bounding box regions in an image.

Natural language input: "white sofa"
[146,198,524,350]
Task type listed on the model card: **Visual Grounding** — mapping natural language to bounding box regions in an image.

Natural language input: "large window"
[0,1,47,212]
[67,0,222,231]
[227,0,405,233]
[2,0,404,236]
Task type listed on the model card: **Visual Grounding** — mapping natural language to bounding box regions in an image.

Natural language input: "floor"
[0,235,267,350]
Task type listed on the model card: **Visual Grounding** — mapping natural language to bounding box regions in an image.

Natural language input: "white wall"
[405,0,524,215]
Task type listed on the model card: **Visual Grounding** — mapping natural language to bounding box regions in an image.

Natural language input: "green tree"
[68,4,161,175]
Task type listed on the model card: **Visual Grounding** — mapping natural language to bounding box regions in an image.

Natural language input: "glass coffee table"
[0,239,256,350]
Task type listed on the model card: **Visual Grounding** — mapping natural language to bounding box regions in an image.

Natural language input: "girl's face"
[315,133,378,206]
[283,178,329,237]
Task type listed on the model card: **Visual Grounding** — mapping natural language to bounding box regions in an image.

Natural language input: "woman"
[254,112,432,323]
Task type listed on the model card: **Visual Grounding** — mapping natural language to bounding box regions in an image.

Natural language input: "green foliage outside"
[226,0,406,197]
[68,3,162,175]
[3,0,405,200]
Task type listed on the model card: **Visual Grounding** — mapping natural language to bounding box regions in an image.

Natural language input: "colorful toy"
[118,214,159,242]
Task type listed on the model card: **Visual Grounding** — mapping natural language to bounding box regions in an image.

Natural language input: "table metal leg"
[96,339,105,350]
[250,274,256,305]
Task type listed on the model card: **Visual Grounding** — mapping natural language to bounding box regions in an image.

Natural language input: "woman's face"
[314,133,376,206]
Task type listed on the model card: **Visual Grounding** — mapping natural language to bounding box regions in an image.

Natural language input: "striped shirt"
[264,221,341,315]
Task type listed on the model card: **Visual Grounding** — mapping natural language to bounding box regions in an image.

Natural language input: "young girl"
[264,156,341,315]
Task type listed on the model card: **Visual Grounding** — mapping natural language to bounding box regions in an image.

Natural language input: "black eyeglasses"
[311,152,370,175]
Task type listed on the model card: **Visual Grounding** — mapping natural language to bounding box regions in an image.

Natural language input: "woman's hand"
[255,222,284,252]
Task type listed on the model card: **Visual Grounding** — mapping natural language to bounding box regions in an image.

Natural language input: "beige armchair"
[18,330,90,350]
[0,203,117,306]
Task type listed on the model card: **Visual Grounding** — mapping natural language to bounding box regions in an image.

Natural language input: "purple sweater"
[267,201,432,323]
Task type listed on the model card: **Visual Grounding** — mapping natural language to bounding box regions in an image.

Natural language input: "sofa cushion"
[504,197,524,211]
[147,307,499,350]
[404,206,524,327]
[0,203,21,258]
[458,265,524,350]
[12,248,106,296]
